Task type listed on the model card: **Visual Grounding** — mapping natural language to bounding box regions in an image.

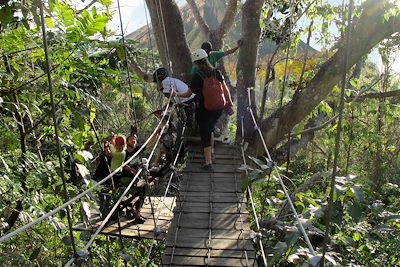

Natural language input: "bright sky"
[106,0,399,73]
[107,0,185,35]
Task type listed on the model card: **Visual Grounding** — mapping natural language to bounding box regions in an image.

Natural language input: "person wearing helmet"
[153,67,195,104]
[190,39,243,75]
[153,67,196,158]
[175,49,233,171]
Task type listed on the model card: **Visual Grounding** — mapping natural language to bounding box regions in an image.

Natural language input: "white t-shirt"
[162,77,195,104]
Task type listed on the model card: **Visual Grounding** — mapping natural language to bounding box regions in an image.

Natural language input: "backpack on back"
[198,70,227,111]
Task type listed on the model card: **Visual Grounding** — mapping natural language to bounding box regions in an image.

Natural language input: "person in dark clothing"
[175,49,233,171]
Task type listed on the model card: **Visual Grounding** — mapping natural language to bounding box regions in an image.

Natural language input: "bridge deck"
[74,196,176,240]
[162,143,256,266]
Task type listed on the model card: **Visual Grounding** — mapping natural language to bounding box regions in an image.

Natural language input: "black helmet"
[153,67,168,83]
[201,41,212,53]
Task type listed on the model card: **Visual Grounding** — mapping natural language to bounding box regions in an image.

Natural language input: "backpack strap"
[196,70,206,80]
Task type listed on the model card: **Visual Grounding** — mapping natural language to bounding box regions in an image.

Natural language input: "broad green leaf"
[45,17,53,28]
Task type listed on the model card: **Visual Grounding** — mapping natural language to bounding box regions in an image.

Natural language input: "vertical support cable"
[39,0,77,256]
[321,0,353,263]
[116,0,138,126]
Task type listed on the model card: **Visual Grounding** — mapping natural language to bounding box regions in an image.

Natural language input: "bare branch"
[76,0,98,14]
[186,0,210,37]
[128,59,151,82]
[216,0,238,39]
[347,89,400,102]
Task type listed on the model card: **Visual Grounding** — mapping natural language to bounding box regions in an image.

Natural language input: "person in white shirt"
[153,67,195,104]
[153,67,196,160]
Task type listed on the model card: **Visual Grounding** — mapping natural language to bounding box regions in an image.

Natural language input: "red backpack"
[198,70,227,111]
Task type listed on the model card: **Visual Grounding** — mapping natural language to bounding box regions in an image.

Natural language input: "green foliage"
[0,0,160,264]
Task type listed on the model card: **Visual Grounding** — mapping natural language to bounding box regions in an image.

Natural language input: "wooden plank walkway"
[162,143,256,266]
[74,196,176,240]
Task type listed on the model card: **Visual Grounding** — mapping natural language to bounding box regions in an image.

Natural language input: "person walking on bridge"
[176,49,233,171]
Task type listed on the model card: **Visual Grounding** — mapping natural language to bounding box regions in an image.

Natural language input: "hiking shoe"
[134,217,146,224]
[202,164,214,171]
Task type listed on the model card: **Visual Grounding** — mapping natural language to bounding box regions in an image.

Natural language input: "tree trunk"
[254,0,400,153]
[145,0,192,83]
[236,0,264,141]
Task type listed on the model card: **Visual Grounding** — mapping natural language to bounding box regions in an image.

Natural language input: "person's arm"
[223,39,244,56]
[178,73,201,98]
[216,71,234,115]
[146,129,160,149]
[176,88,193,98]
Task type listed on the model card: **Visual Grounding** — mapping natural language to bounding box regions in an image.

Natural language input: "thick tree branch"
[216,0,238,39]
[275,114,332,163]
[347,90,400,102]
[186,0,210,38]
[256,0,400,152]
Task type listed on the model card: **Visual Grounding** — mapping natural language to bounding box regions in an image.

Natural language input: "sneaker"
[222,137,230,144]
[202,164,214,171]
[134,217,146,224]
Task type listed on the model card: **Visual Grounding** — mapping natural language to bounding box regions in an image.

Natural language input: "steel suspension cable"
[89,121,126,254]
[65,96,176,266]
[39,1,77,256]
[0,96,173,244]
[144,125,186,266]
[116,0,138,126]
[64,168,143,267]
[155,0,173,73]
[321,0,353,263]
[232,147,249,266]
[240,116,268,266]
[246,89,316,256]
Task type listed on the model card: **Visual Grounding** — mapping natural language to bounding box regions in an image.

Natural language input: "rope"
[169,144,194,265]
[232,148,250,266]
[64,169,143,267]
[240,116,268,266]
[65,95,176,265]
[0,96,173,244]
[144,125,186,266]
[89,121,126,255]
[39,1,77,255]
[321,0,353,263]
[245,89,316,256]
[156,0,173,73]
[116,0,138,127]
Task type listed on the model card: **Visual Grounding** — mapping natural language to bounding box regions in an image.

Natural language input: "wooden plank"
[170,216,251,230]
[173,201,248,212]
[167,212,249,221]
[179,184,241,193]
[188,153,240,160]
[176,195,246,203]
[184,164,240,173]
[177,192,241,198]
[190,158,242,165]
[174,205,248,214]
[162,255,255,266]
[164,248,255,259]
[182,171,243,178]
[165,238,253,250]
[166,228,253,240]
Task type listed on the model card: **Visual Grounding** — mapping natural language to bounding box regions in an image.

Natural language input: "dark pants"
[175,100,195,153]
[197,107,222,148]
